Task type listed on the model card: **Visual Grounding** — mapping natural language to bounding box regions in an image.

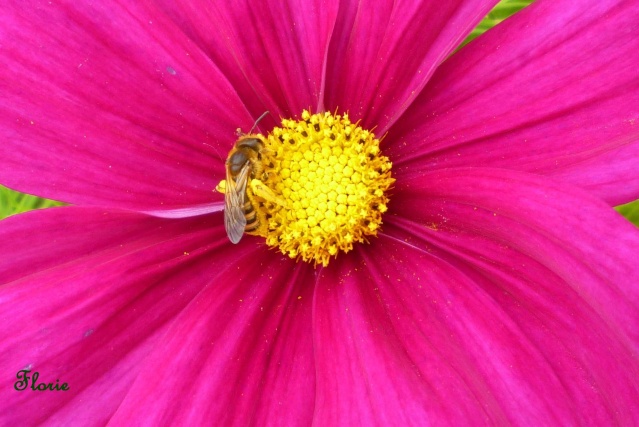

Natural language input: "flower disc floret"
[266,111,394,266]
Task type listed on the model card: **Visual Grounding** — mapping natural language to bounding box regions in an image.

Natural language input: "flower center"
[219,110,394,266]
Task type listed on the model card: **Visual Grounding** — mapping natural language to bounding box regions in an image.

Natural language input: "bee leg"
[215,180,228,194]
[250,179,287,208]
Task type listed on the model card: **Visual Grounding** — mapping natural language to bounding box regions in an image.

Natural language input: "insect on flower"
[220,112,286,243]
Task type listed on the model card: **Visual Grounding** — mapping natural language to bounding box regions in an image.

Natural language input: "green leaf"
[461,0,536,47]
[616,200,639,228]
[0,185,63,220]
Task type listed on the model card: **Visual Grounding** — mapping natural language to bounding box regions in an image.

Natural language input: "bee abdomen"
[244,200,260,232]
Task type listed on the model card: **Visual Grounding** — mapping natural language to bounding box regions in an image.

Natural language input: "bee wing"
[224,161,250,244]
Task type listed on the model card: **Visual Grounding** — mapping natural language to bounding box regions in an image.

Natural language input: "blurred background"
[1,0,637,226]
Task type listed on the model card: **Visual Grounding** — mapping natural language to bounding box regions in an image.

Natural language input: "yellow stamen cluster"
[231,110,393,266]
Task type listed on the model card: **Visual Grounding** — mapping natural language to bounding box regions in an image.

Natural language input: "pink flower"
[1,0,639,424]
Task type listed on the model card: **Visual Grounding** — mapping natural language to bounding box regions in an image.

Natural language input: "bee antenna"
[249,111,270,134]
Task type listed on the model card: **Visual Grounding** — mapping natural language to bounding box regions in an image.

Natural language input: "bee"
[222,112,284,243]
[223,135,267,243]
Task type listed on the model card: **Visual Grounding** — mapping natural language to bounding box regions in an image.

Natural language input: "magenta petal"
[394,168,639,422]
[109,256,316,425]
[313,168,639,424]
[155,0,339,120]
[324,0,498,132]
[313,244,561,424]
[0,2,249,211]
[390,0,639,205]
[0,207,229,424]
[392,167,639,350]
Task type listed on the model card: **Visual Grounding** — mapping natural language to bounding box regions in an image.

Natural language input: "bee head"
[236,137,263,151]
[227,150,250,175]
